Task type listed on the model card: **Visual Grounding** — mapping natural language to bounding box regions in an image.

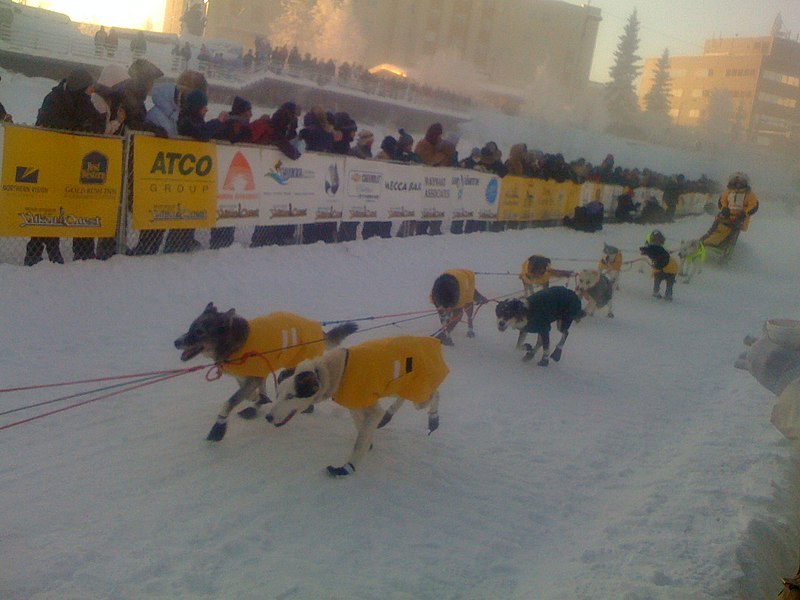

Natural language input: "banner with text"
[0,125,123,237]
[132,135,217,230]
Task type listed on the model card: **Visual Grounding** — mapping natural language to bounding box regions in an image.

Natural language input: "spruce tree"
[644,48,671,117]
[605,9,642,135]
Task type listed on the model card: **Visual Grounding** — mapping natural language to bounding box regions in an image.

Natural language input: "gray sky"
[589,0,800,82]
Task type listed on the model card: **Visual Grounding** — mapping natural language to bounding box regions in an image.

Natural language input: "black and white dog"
[430,269,487,346]
[266,336,449,477]
[575,269,614,318]
[495,286,585,366]
[174,303,357,441]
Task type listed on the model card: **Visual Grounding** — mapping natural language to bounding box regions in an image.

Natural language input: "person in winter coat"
[91,63,127,136]
[350,129,374,159]
[375,136,397,161]
[332,111,357,155]
[130,31,147,58]
[717,172,759,231]
[415,122,448,166]
[504,143,529,176]
[105,27,118,57]
[123,60,175,256]
[25,68,104,266]
[94,26,107,56]
[145,82,180,138]
[459,147,481,170]
[299,107,334,153]
[396,128,420,163]
[613,187,640,223]
[119,59,166,137]
[214,95,253,144]
[476,142,507,177]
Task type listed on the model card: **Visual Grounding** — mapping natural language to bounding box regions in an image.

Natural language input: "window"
[757,91,797,108]
[671,88,683,97]
[762,70,800,87]
[671,68,687,78]
[689,109,700,118]
[692,88,703,98]
[669,108,679,118]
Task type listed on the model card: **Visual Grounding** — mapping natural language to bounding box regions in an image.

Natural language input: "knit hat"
[185,89,208,111]
[66,68,94,93]
[281,101,300,116]
[380,135,397,153]
[231,96,252,116]
[470,147,480,157]
[357,130,374,144]
[397,128,413,148]
[96,64,129,89]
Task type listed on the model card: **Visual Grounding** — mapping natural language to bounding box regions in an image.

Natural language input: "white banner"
[379,161,424,221]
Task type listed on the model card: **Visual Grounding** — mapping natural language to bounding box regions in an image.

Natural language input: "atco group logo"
[150,151,213,176]
[15,166,39,183]
[80,151,108,185]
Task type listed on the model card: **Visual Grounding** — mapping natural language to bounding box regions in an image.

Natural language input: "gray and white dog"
[575,269,614,318]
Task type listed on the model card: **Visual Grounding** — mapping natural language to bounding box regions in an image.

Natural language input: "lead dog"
[574,269,614,318]
[430,269,487,346]
[174,303,357,441]
[677,239,706,283]
[266,336,449,477]
[495,286,584,366]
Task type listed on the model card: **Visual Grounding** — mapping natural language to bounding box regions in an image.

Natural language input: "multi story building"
[639,29,800,149]
[171,0,601,101]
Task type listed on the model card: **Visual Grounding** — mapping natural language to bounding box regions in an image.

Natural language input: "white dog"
[265,336,449,477]
[575,269,614,318]
[598,243,622,290]
[678,239,706,283]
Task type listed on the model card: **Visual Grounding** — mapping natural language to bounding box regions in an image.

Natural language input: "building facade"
[639,33,800,148]
[181,0,600,100]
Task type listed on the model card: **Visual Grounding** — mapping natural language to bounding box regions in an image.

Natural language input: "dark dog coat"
[333,336,449,409]
[524,286,583,335]
[583,273,613,308]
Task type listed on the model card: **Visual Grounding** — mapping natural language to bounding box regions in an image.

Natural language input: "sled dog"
[266,336,449,477]
[495,286,584,366]
[430,269,487,345]
[519,255,552,296]
[677,239,706,283]
[174,302,357,441]
[575,269,614,318]
[598,243,623,289]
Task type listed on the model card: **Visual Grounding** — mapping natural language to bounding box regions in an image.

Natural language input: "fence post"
[116,133,134,255]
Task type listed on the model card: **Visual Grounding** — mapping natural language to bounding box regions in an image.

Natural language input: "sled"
[700,216,741,263]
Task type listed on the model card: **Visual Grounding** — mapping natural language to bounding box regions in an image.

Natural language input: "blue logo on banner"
[485,179,498,204]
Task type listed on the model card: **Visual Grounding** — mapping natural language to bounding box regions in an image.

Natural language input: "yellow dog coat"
[443,269,476,309]
[598,251,622,274]
[333,336,449,410]
[222,312,325,378]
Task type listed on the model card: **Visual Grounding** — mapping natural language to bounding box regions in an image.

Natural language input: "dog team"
[174,231,696,477]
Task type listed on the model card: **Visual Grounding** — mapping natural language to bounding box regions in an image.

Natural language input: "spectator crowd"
[0,57,719,265]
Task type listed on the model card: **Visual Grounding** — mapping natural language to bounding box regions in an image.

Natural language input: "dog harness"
[443,269,476,309]
[652,256,679,276]
[332,336,449,409]
[221,312,325,378]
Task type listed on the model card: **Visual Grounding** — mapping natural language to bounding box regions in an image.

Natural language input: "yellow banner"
[497,176,529,221]
[0,125,123,237]
[132,135,217,230]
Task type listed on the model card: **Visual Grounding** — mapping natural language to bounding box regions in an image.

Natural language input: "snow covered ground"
[1,66,800,599]
[2,207,799,599]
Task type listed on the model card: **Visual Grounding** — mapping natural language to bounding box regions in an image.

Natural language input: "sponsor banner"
[343,155,384,221]
[452,170,499,221]
[0,125,123,237]
[215,145,263,225]
[380,161,424,221]
[634,187,664,207]
[562,181,581,220]
[529,180,569,221]
[497,175,528,221]
[261,149,344,223]
[420,168,457,222]
[132,135,216,230]
[579,182,604,206]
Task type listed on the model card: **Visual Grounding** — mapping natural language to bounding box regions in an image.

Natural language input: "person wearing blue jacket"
[145,82,179,138]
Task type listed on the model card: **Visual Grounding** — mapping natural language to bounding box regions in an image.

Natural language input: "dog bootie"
[550,347,562,362]
[327,462,355,477]
[467,329,475,338]
[538,354,550,367]
[522,343,536,362]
